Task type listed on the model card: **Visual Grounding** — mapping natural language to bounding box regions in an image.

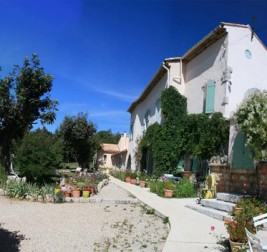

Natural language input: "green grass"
[63,162,79,169]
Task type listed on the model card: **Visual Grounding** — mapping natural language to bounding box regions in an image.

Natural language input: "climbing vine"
[138,86,229,176]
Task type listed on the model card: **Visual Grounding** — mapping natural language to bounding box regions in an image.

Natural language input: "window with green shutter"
[204,81,215,114]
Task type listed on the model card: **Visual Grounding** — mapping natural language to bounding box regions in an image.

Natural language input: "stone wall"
[257,162,267,200]
[210,165,259,196]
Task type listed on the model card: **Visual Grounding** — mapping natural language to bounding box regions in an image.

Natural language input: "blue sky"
[0,0,267,134]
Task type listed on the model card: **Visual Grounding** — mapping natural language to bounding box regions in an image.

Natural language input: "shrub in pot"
[225,198,267,250]
[82,187,90,198]
[130,172,137,185]
[138,173,147,188]
[72,185,81,198]
[125,171,131,183]
[54,190,64,203]
[163,181,174,198]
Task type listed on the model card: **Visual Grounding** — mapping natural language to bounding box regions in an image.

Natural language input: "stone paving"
[110,176,229,252]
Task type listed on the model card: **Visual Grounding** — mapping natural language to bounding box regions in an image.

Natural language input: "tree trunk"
[0,139,11,173]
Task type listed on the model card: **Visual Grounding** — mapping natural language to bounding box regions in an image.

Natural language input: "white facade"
[184,35,227,115]
[226,25,267,118]
[127,23,267,171]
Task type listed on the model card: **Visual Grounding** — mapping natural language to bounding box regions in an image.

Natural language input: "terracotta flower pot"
[131,179,137,185]
[164,189,174,198]
[125,176,131,183]
[64,191,71,197]
[139,181,146,188]
[229,239,242,252]
[72,189,81,198]
[234,207,242,215]
[88,186,94,193]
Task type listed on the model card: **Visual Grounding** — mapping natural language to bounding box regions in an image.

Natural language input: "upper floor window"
[204,80,215,114]
[155,99,160,123]
[130,122,134,141]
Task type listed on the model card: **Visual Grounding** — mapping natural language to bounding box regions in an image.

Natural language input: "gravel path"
[0,182,169,252]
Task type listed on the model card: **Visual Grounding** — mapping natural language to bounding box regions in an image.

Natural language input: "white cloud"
[96,90,137,102]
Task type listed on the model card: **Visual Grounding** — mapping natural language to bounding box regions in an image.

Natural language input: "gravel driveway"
[0,182,169,252]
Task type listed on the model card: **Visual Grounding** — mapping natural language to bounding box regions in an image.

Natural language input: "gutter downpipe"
[162,62,170,87]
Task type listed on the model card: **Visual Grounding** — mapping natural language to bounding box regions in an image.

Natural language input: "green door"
[232,132,254,169]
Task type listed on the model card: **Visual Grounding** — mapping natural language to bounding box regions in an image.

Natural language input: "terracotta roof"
[101,144,119,153]
[111,149,128,157]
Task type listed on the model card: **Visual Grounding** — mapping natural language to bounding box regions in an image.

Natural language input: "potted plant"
[225,198,267,251]
[125,170,131,183]
[139,173,147,188]
[72,185,81,198]
[130,172,137,185]
[224,217,246,251]
[54,184,61,194]
[54,190,64,203]
[82,186,90,198]
[62,185,72,197]
[163,181,175,198]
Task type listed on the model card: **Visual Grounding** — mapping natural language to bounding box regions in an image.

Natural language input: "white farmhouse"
[126,22,267,173]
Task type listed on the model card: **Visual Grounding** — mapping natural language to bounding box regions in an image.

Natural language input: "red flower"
[210,226,215,231]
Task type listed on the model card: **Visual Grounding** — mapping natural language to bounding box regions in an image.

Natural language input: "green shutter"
[192,157,200,172]
[232,132,254,169]
[205,81,215,113]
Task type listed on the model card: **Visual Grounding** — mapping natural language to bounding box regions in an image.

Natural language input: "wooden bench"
[254,213,267,231]
[245,228,267,252]
[245,214,267,251]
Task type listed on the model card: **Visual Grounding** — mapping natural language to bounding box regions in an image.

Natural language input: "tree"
[15,128,63,183]
[0,54,58,172]
[95,130,121,144]
[235,90,267,161]
[58,112,97,168]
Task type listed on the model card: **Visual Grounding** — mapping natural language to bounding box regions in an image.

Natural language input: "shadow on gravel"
[0,224,25,252]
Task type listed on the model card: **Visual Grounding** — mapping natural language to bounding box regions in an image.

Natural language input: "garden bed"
[0,172,109,203]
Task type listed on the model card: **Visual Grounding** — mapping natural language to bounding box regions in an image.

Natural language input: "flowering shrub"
[235,90,267,161]
[224,217,247,243]
[225,198,267,243]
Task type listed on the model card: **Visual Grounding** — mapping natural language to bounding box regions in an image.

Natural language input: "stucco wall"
[117,133,129,151]
[97,151,114,168]
[184,35,228,115]
[127,24,267,172]
[127,73,167,170]
[226,25,267,118]
[127,61,183,171]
